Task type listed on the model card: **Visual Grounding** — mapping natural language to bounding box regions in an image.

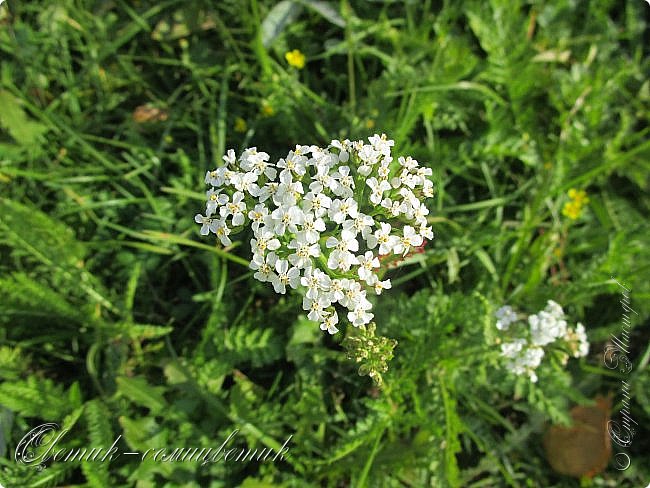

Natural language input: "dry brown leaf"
[133,105,168,123]
[543,395,612,478]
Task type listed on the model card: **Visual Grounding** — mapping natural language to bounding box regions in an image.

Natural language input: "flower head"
[195,134,434,335]
[496,301,590,383]
[562,188,589,220]
[285,49,306,69]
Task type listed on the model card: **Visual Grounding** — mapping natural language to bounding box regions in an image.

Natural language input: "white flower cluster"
[496,301,589,383]
[195,134,434,334]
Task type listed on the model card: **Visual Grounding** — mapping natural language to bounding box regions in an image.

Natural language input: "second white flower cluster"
[495,301,589,383]
[195,134,434,334]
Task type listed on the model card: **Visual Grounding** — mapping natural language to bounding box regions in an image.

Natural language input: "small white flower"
[220,191,247,226]
[327,279,347,303]
[274,171,304,207]
[331,166,355,197]
[205,167,226,187]
[366,222,399,255]
[348,307,374,327]
[399,187,420,210]
[248,204,270,232]
[565,322,590,358]
[422,179,434,198]
[544,300,564,319]
[393,225,423,256]
[343,213,375,240]
[287,238,320,269]
[500,339,526,359]
[240,148,270,171]
[241,151,276,179]
[398,155,418,170]
[326,230,359,271]
[271,204,304,236]
[415,166,433,185]
[407,201,430,225]
[358,144,379,165]
[232,171,261,197]
[381,197,404,217]
[358,164,372,177]
[377,163,390,180]
[356,251,380,284]
[366,177,391,205]
[277,151,308,180]
[297,212,326,244]
[303,295,332,322]
[502,341,544,383]
[495,305,518,331]
[330,139,350,163]
[309,147,337,169]
[368,133,394,157]
[320,311,339,334]
[300,267,331,299]
[213,219,232,246]
[529,311,567,346]
[575,323,589,357]
[223,148,237,166]
[249,252,278,283]
[329,198,359,224]
[418,223,434,240]
[195,214,214,235]
[271,259,300,294]
[309,165,339,195]
[373,279,392,295]
[205,188,228,216]
[257,182,278,203]
[339,281,368,309]
[303,191,332,218]
[521,346,545,371]
[251,230,281,255]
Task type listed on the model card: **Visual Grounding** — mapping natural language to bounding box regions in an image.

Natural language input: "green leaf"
[0,90,48,146]
[447,247,460,284]
[0,198,86,266]
[0,376,71,419]
[115,376,167,414]
[296,0,345,27]
[261,1,303,47]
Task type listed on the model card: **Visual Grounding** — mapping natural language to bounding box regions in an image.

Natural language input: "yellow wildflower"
[261,102,275,117]
[562,188,589,220]
[562,201,580,220]
[234,117,247,133]
[285,49,306,69]
[568,188,589,206]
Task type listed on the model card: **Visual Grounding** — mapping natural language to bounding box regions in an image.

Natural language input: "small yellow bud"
[261,103,275,117]
[234,117,247,133]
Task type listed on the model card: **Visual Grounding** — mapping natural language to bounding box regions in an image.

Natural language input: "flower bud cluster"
[342,322,397,387]
[495,301,589,383]
[195,134,434,333]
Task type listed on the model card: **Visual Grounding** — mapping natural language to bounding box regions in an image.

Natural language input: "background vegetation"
[0,0,648,486]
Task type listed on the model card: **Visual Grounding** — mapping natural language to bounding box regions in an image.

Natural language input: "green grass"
[0,0,649,487]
